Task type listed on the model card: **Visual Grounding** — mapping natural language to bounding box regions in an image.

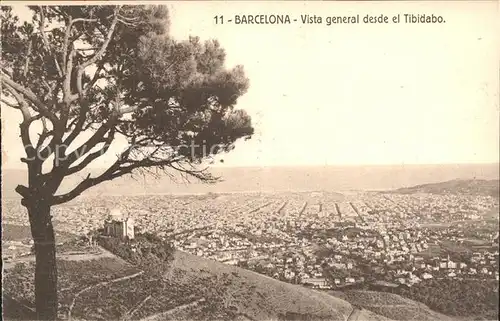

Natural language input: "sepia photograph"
[1,1,499,321]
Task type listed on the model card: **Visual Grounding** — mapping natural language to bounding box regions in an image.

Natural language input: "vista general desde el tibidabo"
[1,4,498,321]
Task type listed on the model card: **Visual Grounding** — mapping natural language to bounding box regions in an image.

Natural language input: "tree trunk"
[28,202,58,320]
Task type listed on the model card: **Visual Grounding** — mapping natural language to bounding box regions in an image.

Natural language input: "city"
[3,190,498,290]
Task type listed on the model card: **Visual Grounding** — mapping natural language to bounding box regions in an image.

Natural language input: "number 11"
[214,15,224,24]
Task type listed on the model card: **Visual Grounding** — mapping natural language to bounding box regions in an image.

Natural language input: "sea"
[2,163,499,198]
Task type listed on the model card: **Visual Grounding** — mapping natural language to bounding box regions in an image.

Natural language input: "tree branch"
[23,39,32,77]
[0,73,59,124]
[51,168,123,205]
[36,117,52,150]
[118,105,139,115]
[62,108,88,146]
[51,147,214,206]
[62,17,99,69]
[1,97,20,109]
[83,63,104,94]
[59,9,121,139]
[3,84,36,158]
[63,46,75,104]
[39,6,63,77]
[79,7,120,71]
[62,121,114,167]
[62,16,73,69]
[63,65,106,150]
[65,128,115,176]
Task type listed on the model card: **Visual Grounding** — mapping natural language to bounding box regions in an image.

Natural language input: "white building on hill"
[103,208,135,240]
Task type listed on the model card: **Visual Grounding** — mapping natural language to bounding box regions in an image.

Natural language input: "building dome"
[109,208,123,221]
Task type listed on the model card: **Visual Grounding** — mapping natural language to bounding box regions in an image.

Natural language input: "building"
[302,277,329,289]
[103,208,135,240]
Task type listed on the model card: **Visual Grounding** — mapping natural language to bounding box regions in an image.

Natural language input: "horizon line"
[2,161,500,171]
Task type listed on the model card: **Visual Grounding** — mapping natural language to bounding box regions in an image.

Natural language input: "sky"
[1,1,499,169]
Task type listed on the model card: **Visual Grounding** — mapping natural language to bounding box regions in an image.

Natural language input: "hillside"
[3,234,458,321]
[329,290,456,321]
[2,244,353,321]
[388,179,499,198]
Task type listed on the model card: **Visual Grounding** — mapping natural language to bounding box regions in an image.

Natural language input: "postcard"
[1,2,498,320]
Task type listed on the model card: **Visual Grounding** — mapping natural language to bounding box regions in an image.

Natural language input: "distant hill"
[388,179,500,198]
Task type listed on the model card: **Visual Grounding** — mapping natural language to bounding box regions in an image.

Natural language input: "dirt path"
[138,298,206,321]
[67,270,144,321]
[3,246,125,270]
[3,247,118,270]
[121,295,152,321]
[346,307,362,321]
[358,304,416,308]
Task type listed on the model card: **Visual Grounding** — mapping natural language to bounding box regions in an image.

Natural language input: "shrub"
[97,233,175,272]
